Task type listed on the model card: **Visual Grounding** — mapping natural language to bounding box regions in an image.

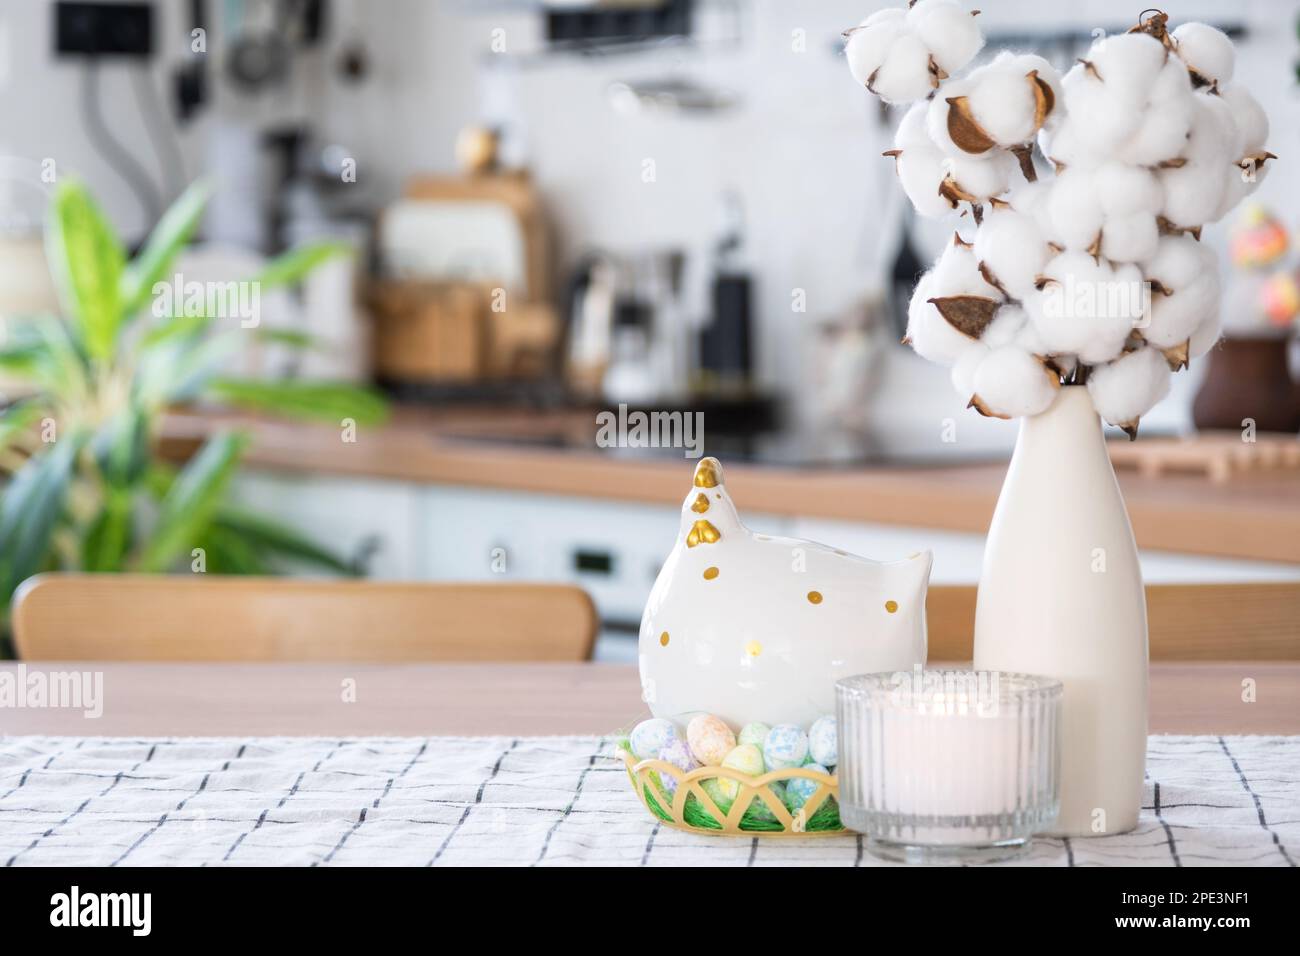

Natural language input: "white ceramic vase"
[973,386,1147,837]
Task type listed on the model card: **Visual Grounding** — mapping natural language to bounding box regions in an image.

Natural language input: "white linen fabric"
[0,735,1294,867]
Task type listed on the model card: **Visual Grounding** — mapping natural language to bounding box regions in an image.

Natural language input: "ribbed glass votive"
[836,668,1062,864]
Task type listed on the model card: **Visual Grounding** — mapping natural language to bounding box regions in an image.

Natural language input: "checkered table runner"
[0,735,1294,866]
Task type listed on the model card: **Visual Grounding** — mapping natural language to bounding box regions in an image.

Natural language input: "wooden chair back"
[926,582,1300,660]
[12,574,598,662]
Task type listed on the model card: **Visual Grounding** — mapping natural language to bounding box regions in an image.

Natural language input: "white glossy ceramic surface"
[974,386,1148,837]
[638,458,931,729]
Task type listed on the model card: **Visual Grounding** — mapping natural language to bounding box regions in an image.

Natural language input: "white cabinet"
[419,485,791,624]
[230,472,422,579]
[232,471,1300,615]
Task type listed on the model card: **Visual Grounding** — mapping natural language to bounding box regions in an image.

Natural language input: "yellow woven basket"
[618,747,844,836]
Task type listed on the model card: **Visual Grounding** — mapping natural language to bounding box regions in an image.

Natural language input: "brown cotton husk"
[1086,232,1103,259]
[1078,58,1103,82]
[1028,71,1055,128]
[968,395,1011,420]
[977,261,1009,297]
[945,96,997,154]
[928,55,948,88]
[1162,340,1190,372]
[938,174,980,208]
[1148,278,1174,297]
[1159,157,1188,169]
[1240,152,1278,175]
[1128,10,1173,50]
[928,295,1000,338]
[1157,216,1202,240]
[1119,419,1140,441]
[1010,144,1037,182]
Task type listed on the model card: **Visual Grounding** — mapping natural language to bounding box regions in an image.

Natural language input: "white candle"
[837,668,1061,862]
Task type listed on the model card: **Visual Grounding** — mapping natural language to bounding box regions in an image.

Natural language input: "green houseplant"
[0,178,388,639]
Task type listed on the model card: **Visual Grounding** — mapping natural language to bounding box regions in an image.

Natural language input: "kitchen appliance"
[563,248,688,402]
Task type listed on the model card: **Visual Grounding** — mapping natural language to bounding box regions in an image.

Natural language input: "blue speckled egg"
[763,724,809,770]
[808,715,838,767]
[630,718,678,760]
[656,737,699,796]
[738,722,771,749]
[785,763,829,812]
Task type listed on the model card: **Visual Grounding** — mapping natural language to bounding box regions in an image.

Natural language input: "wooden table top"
[1,662,1295,737]
[158,407,1300,564]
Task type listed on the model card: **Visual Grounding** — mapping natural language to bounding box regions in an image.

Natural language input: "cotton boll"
[945,150,1015,203]
[1027,252,1142,361]
[1172,22,1235,87]
[983,304,1028,348]
[1085,32,1169,99]
[964,53,1061,146]
[1038,116,1106,171]
[891,103,952,219]
[1159,93,1239,229]
[1220,86,1268,154]
[1007,179,1056,240]
[872,33,938,104]
[1118,58,1194,167]
[906,243,1003,366]
[951,342,989,396]
[970,345,1059,418]
[1045,168,1104,251]
[974,207,1049,299]
[1216,159,1270,224]
[1086,346,1172,431]
[1100,214,1160,264]
[845,9,908,88]
[907,0,983,75]
[1188,309,1222,359]
[897,148,952,219]
[907,270,980,366]
[1058,34,1180,161]
[926,77,977,155]
[1140,235,1220,349]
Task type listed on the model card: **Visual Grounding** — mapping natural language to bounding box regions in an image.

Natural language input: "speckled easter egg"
[808,715,838,767]
[630,717,678,760]
[745,781,787,822]
[656,737,699,796]
[716,743,764,800]
[763,724,809,770]
[785,763,829,812]
[738,722,772,749]
[687,714,736,766]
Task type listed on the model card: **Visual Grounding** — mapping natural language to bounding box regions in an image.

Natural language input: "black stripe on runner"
[1218,736,1296,867]
[427,739,519,866]
[531,736,606,867]
[1152,781,1181,867]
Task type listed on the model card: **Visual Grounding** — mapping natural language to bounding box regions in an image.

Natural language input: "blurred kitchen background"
[2,0,1299,661]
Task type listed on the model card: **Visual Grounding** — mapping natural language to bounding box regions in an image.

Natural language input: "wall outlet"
[55,1,153,57]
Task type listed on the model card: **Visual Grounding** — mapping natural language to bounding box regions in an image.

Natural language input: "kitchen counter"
[159,406,1300,564]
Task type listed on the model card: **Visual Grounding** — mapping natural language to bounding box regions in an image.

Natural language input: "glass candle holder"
[836,668,1062,864]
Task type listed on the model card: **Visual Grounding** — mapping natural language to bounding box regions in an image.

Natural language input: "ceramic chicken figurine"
[639,457,932,728]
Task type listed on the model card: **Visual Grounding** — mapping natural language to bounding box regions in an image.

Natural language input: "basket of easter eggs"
[617,714,843,836]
